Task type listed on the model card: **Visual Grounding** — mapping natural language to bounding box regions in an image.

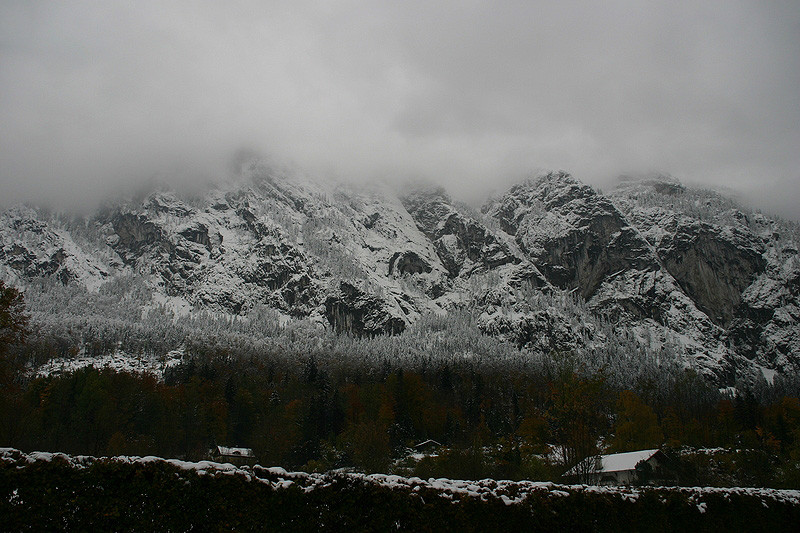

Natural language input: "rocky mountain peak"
[484,171,657,300]
[1,169,798,384]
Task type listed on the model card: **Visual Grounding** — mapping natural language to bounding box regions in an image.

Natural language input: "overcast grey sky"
[1,1,799,218]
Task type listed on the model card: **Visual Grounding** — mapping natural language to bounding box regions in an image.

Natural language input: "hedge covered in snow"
[2,448,799,531]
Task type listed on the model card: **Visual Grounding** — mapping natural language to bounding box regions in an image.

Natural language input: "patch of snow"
[33,349,185,381]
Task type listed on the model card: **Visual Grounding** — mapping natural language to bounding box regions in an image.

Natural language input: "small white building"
[211,446,256,466]
[564,449,667,485]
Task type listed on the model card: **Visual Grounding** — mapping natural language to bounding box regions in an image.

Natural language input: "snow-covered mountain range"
[1,163,798,385]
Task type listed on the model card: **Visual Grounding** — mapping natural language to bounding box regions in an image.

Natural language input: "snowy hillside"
[1,163,798,385]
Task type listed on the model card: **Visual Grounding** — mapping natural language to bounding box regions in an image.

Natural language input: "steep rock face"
[0,206,111,288]
[483,173,682,320]
[402,187,523,279]
[482,172,735,379]
[612,178,800,376]
[324,281,406,336]
[178,221,216,251]
[94,187,323,315]
[72,169,448,327]
[476,288,599,354]
[728,216,800,374]
[388,251,432,276]
[329,185,449,293]
[732,267,800,373]
[111,212,171,261]
[483,172,656,300]
[625,207,766,325]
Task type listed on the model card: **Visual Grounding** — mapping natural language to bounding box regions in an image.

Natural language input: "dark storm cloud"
[1,1,798,217]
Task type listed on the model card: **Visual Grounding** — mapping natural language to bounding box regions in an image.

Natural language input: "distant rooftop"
[215,446,254,458]
[414,439,442,449]
[565,449,660,476]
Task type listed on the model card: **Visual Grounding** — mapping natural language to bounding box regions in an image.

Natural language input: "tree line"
[2,279,800,486]
[3,350,800,486]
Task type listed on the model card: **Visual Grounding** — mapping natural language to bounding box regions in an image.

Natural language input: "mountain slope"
[1,166,797,384]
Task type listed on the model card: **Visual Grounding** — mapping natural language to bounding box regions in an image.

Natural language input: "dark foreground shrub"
[1,449,799,532]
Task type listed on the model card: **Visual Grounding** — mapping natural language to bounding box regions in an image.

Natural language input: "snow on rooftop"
[414,439,442,449]
[216,446,254,457]
[599,449,660,473]
[566,449,660,476]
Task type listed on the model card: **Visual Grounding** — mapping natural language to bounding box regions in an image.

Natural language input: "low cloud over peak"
[1,1,798,218]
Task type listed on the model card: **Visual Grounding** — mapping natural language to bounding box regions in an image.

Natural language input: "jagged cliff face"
[1,166,798,384]
[0,206,113,288]
[611,178,800,377]
[481,173,736,379]
[621,206,767,326]
[401,187,524,279]
[484,173,664,303]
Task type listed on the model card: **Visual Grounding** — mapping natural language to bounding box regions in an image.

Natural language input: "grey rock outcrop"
[483,172,656,301]
[625,208,766,325]
[402,187,522,278]
[612,177,800,378]
[0,205,111,287]
[325,281,406,337]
